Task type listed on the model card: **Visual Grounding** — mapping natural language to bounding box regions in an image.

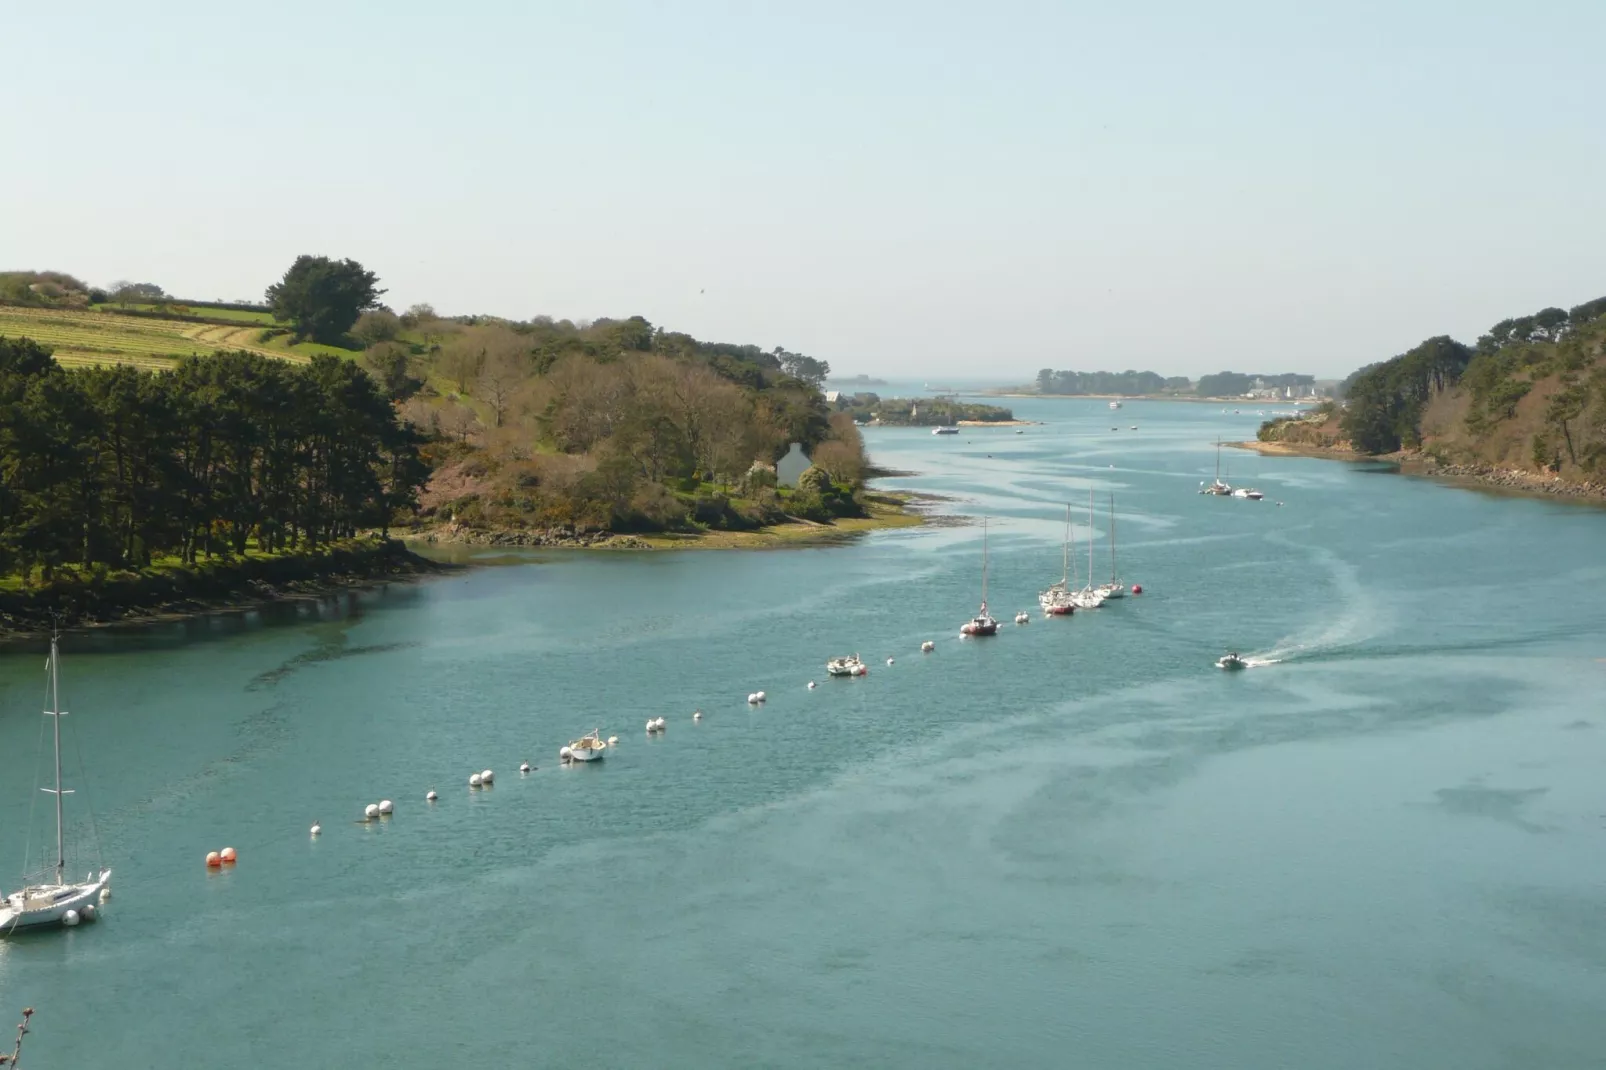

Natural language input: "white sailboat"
[960,518,1000,636]
[1,633,112,934]
[1098,493,1126,599]
[1039,505,1077,615]
[1072,491,1106,609]
[1201,440,1233,496]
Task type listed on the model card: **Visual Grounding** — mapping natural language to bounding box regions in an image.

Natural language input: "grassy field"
[92,302,277,324]
[0,306,361,369]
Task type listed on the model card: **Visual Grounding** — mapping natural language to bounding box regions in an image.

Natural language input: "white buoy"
[469,773,482,787]
[886,657,895,665]
[1015,612,1030,624]
[607,736,618,745]
[99,886,111,902]
[520,762,531,773]
[364,803,380,820]
[922,641,934,652]
[481,769,494,784]
[808,680,817,689]
[747,693,759,704]
[81,903,97,922]
[426,791,437,802]
[378,799,394,815]
[560,746,574,760]
[693,710,702,721]
[756,691,766,702]
[655,716,666,729]
[310,822,322,836]
[62,909,80,927]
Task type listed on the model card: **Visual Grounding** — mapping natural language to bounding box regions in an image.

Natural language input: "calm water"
[3,397,1604,1069]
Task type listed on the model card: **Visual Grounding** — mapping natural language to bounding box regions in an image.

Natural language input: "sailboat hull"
[960,619,999,636]
[1,871,110,932]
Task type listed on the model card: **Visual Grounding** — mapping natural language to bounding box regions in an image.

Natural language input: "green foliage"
[1340,336,1473,454]
[835,396,1012,425]
[1195,371,1314,397]
[797,465,831,493]
[352,309,401,347]
[1036,369,1189,395]
[0,337,424,581]
[265,255,385,344]
[0,271,93,308]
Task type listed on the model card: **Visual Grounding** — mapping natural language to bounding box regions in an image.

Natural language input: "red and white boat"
[1039,504,1077,615]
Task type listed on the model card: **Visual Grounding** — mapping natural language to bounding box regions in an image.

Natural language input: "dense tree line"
[1338,296,1606,459]
[0,337,425,582]
[1034,369,1189,395]
[1193,371,1314,397]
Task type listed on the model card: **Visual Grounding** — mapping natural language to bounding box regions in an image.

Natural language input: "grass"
[640,493,922,549]
[92,302,277,324]
[0,305,362,369]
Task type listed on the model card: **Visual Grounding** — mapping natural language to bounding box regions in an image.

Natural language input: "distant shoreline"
[984,392,1317,405]
[1228,440,1606,504]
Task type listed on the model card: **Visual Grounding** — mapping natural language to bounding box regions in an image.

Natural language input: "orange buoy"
[205,851,222,867]
[220,847,237,864]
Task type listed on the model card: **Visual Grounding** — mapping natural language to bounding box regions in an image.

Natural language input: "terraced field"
[0,306,314,368]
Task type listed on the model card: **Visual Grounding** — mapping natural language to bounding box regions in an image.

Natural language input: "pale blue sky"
[5,1,1603,378]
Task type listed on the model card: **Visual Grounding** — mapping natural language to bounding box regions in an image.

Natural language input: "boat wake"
[1243,537,1383,668]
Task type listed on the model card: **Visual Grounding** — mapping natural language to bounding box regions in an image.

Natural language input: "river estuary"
[2,395,1604,1068]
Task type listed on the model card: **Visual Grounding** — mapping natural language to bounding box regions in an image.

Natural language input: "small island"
[828,392,1023,426]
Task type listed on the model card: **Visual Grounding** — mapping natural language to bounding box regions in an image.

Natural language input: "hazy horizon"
[7,1,1604,381]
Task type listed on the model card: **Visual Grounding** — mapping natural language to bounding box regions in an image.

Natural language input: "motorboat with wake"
[1216,652,1248,671]
[827,654,868,677]
[961,518,1000,636]
[2,633,112,935]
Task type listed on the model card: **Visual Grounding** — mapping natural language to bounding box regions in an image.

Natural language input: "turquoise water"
[3,397,1605,1068]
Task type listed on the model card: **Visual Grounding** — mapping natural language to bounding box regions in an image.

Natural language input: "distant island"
[828,391,1020,426]
[1247,294,1606,501]
[828,373,888,387]
[1013,368,1325,400]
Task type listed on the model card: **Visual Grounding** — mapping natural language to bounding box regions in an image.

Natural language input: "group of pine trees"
[0,338,425,583]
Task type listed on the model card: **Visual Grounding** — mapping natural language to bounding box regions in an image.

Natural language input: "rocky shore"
[1409,459,1606,502]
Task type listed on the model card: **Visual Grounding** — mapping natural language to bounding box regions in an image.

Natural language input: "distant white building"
[825,391,841,403]
[776,443,811,488]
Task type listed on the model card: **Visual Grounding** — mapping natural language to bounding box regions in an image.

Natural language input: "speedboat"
[932,425,960,435]
[1216,653,1248,671]
[826,654,868,677]
[565,729,608,762]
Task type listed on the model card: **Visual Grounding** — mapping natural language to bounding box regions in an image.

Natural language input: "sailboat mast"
[1061,504,1069,585]
[981,517,989,607]
[1109,493,1117,582]
[49,634,65,883]
[1087,490,1095,588]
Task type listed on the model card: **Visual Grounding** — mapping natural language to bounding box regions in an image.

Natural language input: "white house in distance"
[776,443,811,487]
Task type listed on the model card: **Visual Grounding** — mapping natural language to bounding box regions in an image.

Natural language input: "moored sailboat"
[1,633,112,935]
[1098,493,1125,599]
[961,518,1000,636]
[1039,505,1077,615]
[1201,440,1233,496]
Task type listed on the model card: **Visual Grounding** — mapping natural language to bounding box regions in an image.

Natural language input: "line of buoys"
[1015,611,1030,625]
[747,691,766,704]
[646,716,666,733]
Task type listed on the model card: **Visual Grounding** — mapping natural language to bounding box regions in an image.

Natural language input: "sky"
[4,1,1604,380]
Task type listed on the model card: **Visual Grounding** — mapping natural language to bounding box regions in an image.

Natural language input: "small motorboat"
[1216,653,1248,671]
[566,729,608,761]
[827,654,868,677]
[932,425,960,435]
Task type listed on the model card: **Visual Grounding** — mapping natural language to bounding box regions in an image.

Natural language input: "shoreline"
[1228,440,1606,504]
[0,540,445,640]
[983,392,1315,405]
[404,491,929,552]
